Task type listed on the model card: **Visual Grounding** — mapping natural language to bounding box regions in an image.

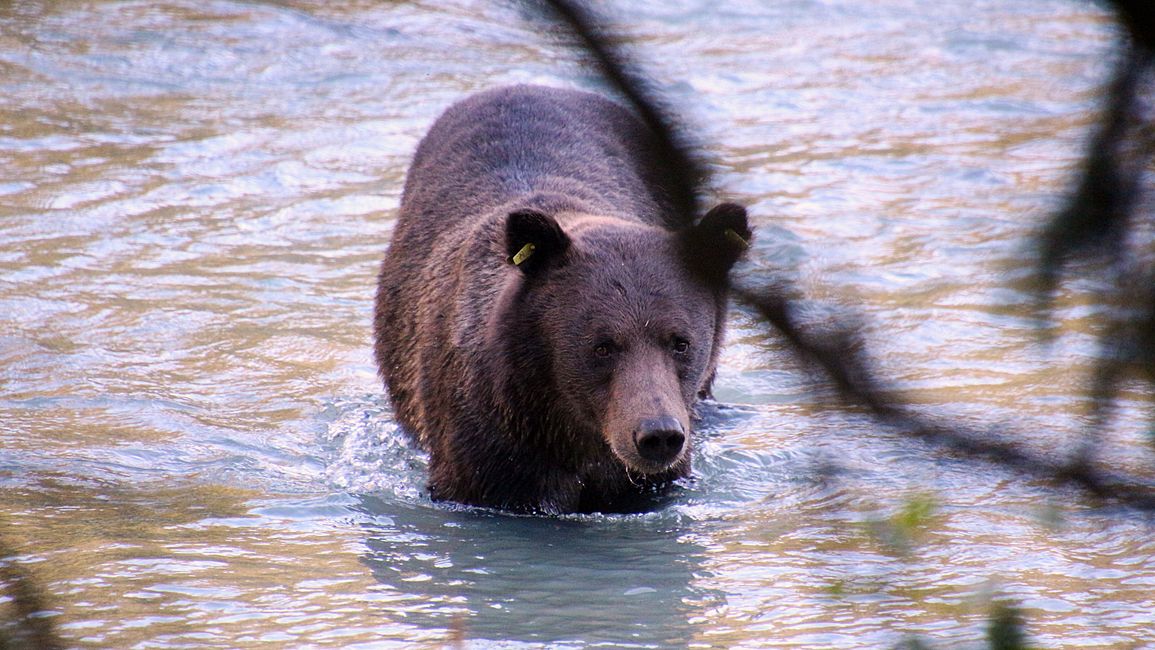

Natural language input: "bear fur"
[374,85,750,513]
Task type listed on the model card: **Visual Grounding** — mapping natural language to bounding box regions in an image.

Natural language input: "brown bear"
[374,85,750,514]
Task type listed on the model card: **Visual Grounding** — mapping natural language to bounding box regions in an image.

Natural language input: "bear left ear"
[506,209,571,276]
[680,202,752,281]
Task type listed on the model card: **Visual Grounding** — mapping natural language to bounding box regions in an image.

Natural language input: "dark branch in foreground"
[1035,2,1155,476]
[539,0,1155,512]
[535,0,706,225]
[1,539,63,650]
[1036,43,1154,289]
[734,286,1155,511]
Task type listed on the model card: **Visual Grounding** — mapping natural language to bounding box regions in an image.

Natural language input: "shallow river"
[3,0,1154,647]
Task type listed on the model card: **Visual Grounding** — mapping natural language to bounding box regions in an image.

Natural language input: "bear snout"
[634,416,686,466]
[602,349,693,475]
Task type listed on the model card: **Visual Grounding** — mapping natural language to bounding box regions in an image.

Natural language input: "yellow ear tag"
[511,242,536,266]
[723,228,749,250]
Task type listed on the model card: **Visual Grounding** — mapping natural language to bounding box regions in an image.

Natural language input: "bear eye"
[671,337,690,355]
[594,342,613,358]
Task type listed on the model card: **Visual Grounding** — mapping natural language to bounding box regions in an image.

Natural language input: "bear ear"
[681,202,752,282]
[506,209,571,275]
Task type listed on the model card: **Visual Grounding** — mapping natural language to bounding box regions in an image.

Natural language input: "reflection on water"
[3,0,1154,647]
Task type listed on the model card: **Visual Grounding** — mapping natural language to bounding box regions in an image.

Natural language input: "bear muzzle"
[602,346,693,474]
[633,415,686,466]
[605,409,691,475]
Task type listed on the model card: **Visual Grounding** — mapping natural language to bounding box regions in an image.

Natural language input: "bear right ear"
[680,202,752,282]
[506,209,571,275]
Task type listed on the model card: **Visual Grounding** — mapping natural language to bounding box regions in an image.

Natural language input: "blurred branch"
[1035,0,1155,487]
[1101,0,1155,51]
[1,538,63,650]
[733,286,1155,511]
[1036,42,1152,293]
[535,0,705,224]
[536,0,1155,512]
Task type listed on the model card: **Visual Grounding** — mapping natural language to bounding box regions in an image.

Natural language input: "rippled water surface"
[3,0,1154,647]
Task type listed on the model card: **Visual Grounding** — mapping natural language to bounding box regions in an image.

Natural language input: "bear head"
[495,203,751,479]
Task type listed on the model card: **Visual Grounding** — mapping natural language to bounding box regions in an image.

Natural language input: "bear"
[373,85,750,514]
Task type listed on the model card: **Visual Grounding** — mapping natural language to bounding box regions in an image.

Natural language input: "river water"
[2,0,1153,647]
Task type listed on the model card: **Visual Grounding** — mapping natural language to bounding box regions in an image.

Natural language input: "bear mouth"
[607,416,689,475]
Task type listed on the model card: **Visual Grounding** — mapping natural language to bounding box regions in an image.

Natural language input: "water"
[2,0,1153,647]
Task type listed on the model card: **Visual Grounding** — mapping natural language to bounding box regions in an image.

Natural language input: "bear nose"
[634,416,686,466]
